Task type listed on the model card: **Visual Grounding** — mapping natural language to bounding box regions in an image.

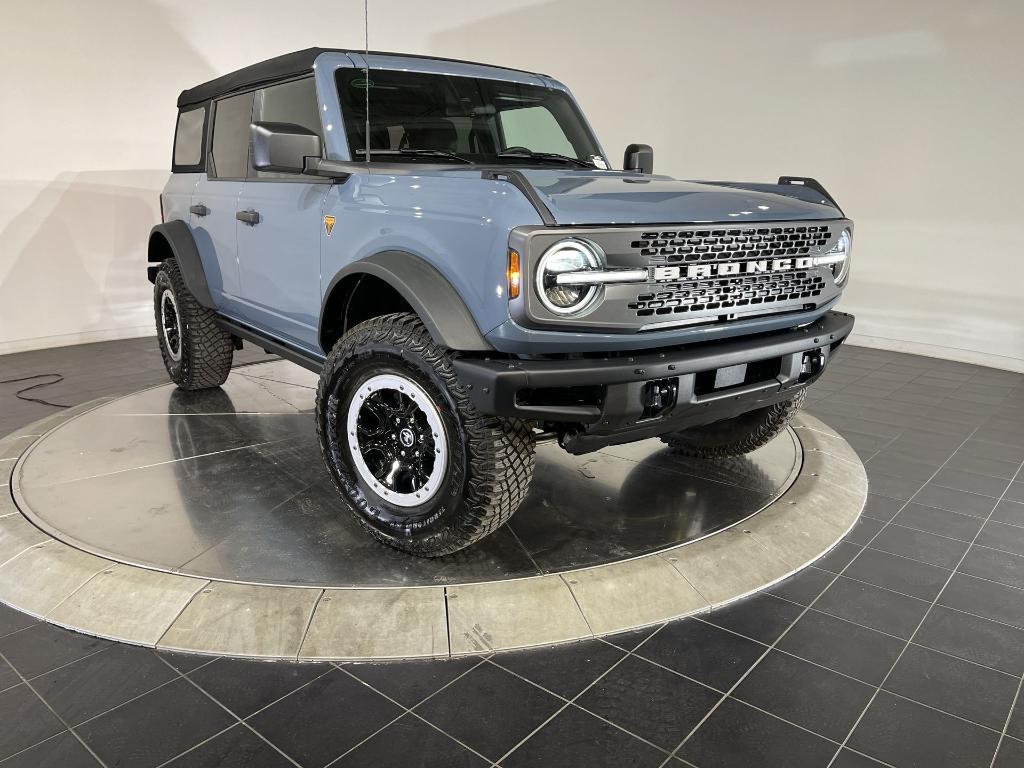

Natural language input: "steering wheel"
[502,146,532,154]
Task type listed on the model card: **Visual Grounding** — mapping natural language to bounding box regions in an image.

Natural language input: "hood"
[516,169,840,225]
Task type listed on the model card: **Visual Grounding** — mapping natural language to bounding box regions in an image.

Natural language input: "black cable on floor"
[0,373,71,408]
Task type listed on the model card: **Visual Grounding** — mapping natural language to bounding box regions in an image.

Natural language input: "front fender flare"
[147,220,215,309]
[323,251,492,352]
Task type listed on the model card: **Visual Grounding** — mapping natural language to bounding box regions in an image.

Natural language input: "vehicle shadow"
[0,0,217,353]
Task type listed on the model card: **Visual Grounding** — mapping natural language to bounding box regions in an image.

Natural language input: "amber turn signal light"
[507,249,521,299]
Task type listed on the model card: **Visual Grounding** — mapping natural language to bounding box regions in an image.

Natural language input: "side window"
[252,78,322,177]
[172,106,206,170]
[210,92,253,179]
[498,106,575,156]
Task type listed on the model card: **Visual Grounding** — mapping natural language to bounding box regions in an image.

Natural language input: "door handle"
[189,204,209,217]
[236,209,260,226]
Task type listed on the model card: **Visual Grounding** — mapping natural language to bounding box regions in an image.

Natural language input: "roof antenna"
[363,0,370,164]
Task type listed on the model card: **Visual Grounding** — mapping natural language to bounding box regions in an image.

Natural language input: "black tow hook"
[642,378,679,419]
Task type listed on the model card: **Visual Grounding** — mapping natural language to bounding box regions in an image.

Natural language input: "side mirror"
[623,143,654,174]
[250,122,323,173]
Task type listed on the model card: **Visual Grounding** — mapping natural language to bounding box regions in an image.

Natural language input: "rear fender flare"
[147,220,215,309]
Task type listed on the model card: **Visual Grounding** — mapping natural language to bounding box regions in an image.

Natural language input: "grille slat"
[624,222,832,322]
[633,225,831,263]
[629,271,825,318]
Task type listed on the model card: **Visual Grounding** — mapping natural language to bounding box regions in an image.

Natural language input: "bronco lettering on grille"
[651,257,815,282]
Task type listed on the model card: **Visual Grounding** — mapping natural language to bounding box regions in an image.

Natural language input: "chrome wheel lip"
[160,289,182,362]
[345,373,448,508]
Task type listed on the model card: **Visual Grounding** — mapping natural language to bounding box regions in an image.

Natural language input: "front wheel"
[660,390,806,458]
[315,313,536,557]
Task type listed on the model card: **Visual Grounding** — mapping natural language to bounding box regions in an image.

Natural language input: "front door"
[234,77,328,353]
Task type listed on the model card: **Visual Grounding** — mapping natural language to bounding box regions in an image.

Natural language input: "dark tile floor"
[1,338,1023,767]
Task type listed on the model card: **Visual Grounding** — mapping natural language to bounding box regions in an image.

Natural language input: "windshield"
[336,67,605,167]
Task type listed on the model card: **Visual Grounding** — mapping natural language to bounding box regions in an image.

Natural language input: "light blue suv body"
[149,48,854,554]
[156,49,851,359]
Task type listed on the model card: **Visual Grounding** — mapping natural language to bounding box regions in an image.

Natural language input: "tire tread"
[660,390,806,459]
[315,313,535,557]
[154,258,234,390]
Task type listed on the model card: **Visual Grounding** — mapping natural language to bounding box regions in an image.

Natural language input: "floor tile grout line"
[151,653,307,768]
[990,673,1024,768]
[0,729,95,766]
[482,653,685,757]
[404,709,509,766]
[664,424,984,768]
[655,596,829,767]
[698,609,1024,687]
[204,659,335,726]
[325,657,494,765]
[773,568,1024,646]
[149,722,242,768]
[872,517,1000,548]
[580,622,894,754]
[16,641,116,685]
[33,651,223,739]
[614,638,731,697]
[0,647,111,768]
[842,747,900,768]
[825,438,1024,767]
[857,537,971,569]
[494,626,673,765]
[944,568,1024,596]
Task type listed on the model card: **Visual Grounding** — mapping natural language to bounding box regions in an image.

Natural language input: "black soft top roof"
[176,47,543,108]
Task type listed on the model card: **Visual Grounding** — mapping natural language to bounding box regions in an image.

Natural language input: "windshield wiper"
[354,149,474,164]
[496,150,593,168]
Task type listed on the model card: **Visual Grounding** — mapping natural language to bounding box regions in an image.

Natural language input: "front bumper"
[454,310,854,453]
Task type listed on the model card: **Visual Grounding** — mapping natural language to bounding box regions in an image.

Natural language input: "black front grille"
[629,271,825,320]
[632,225,831,263]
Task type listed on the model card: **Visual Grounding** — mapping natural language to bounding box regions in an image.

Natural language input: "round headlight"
[827,229,852,284]
[535,239,604,315]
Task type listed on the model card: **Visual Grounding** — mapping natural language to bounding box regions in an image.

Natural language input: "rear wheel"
[153,258,234,390]
[316,313,536,557]
[660,390,806,458]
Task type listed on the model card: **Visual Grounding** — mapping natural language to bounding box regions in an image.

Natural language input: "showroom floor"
[2,339,1024,768]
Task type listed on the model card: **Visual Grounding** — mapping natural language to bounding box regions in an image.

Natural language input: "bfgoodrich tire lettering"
[316,313,536,557]
[153,258,234,390]
[660,390,807,458]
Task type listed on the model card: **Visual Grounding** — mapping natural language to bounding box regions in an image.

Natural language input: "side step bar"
[215,318,324,374]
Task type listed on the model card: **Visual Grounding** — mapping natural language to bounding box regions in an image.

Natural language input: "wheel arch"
[320,251,492,353]
[147,220,215,310]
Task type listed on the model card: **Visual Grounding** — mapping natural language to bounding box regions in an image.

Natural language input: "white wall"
[2,0,1022,371]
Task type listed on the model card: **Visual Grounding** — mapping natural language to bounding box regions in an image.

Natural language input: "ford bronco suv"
[150,48,854,557]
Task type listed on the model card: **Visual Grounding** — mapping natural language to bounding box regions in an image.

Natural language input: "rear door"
[190,91,253,314]
[233,77,329,351]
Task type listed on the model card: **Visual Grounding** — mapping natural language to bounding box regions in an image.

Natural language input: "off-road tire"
[315,313,536,557]
[153,258,234,390]
[660,390,806,459]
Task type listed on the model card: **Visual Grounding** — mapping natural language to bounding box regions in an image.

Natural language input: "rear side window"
[210,92,254,179]
[251,78,322,178]
[172,106,206,171]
